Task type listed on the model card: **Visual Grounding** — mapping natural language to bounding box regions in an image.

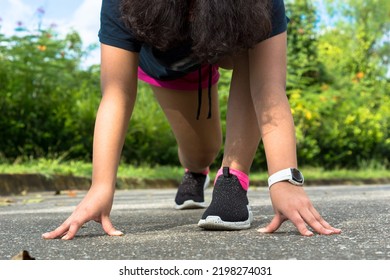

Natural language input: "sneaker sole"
[174,200,207,210]
[198,206,253,230]
[174,174,210,210]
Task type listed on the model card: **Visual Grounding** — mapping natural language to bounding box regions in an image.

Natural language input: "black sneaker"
[198,167,253,230]
[174,170,210,210]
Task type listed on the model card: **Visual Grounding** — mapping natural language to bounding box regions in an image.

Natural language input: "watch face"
[291,168,304,183]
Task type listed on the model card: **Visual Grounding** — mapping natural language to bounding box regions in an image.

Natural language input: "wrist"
[268,168,304,189]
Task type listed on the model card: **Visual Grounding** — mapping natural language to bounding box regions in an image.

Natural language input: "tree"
[0,22,100,160]
[318,0,390,82]
[285,0,389,168]
[285,0,327,90]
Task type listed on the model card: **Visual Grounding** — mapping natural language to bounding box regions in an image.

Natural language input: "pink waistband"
[138,65,220,91]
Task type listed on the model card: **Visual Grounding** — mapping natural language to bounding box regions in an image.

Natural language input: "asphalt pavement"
[0,184,389,260]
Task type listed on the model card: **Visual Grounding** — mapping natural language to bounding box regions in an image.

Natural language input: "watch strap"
[268,168,293,188]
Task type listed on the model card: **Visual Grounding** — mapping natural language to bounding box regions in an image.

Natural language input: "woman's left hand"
[258,182,342,236]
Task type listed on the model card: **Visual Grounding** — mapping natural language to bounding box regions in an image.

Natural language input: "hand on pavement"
[42,187,123,240]
[258,182,342,236]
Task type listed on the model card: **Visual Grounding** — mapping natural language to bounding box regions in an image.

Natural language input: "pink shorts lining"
[138,65,220,91]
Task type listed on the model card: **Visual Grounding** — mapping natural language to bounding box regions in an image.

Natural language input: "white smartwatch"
[268,168,304,189]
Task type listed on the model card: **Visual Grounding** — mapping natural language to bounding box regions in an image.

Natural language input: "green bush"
[0,28,100,161]
[289,83,390,168]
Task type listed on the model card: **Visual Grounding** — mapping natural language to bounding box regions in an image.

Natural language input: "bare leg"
[222,52,260,174]
[198,53,260,230]
[151,85,222,209]
[151,85,222,172]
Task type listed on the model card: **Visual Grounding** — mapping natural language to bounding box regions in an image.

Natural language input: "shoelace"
[196,64,213,120]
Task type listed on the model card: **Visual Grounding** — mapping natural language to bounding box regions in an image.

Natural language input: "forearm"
[248,32,295,175]
[91,88,136,190]
[252,85,297,175]
[89,44,139,192]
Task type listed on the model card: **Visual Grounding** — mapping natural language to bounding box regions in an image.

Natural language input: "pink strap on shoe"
[215,167,249,191]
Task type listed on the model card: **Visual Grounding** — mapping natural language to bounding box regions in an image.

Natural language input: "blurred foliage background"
[0,0,389,171]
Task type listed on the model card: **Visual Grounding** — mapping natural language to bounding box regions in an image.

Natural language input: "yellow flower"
[356,72,364,79]
[37,45,47,51]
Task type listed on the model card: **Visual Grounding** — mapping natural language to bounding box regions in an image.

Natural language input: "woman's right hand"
[42,187,123,240]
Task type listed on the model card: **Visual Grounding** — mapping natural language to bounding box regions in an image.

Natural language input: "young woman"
[42,0,341,240]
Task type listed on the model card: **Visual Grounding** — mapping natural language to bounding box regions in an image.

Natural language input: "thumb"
[101,216,124,236]
[258,214,286,233]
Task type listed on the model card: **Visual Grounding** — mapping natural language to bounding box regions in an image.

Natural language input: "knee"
[180,139,222,170]
[197,143,222,163]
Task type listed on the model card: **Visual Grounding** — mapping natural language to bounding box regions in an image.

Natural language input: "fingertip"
[61,235,71,240]
[42,233,50,239]
[42,232,57,239]
[332,228,342,234]
[61,232,75,240]
[102,216,123,237]
[257,227,269,233]
[323,229,334,235]
[322,227,342,235]
[110,230,124,236]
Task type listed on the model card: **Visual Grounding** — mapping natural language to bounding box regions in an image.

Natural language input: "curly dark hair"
[120,0,272,63]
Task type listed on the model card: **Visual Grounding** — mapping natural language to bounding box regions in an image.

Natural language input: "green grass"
[0,159,183,179]
[1,158,389,183]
